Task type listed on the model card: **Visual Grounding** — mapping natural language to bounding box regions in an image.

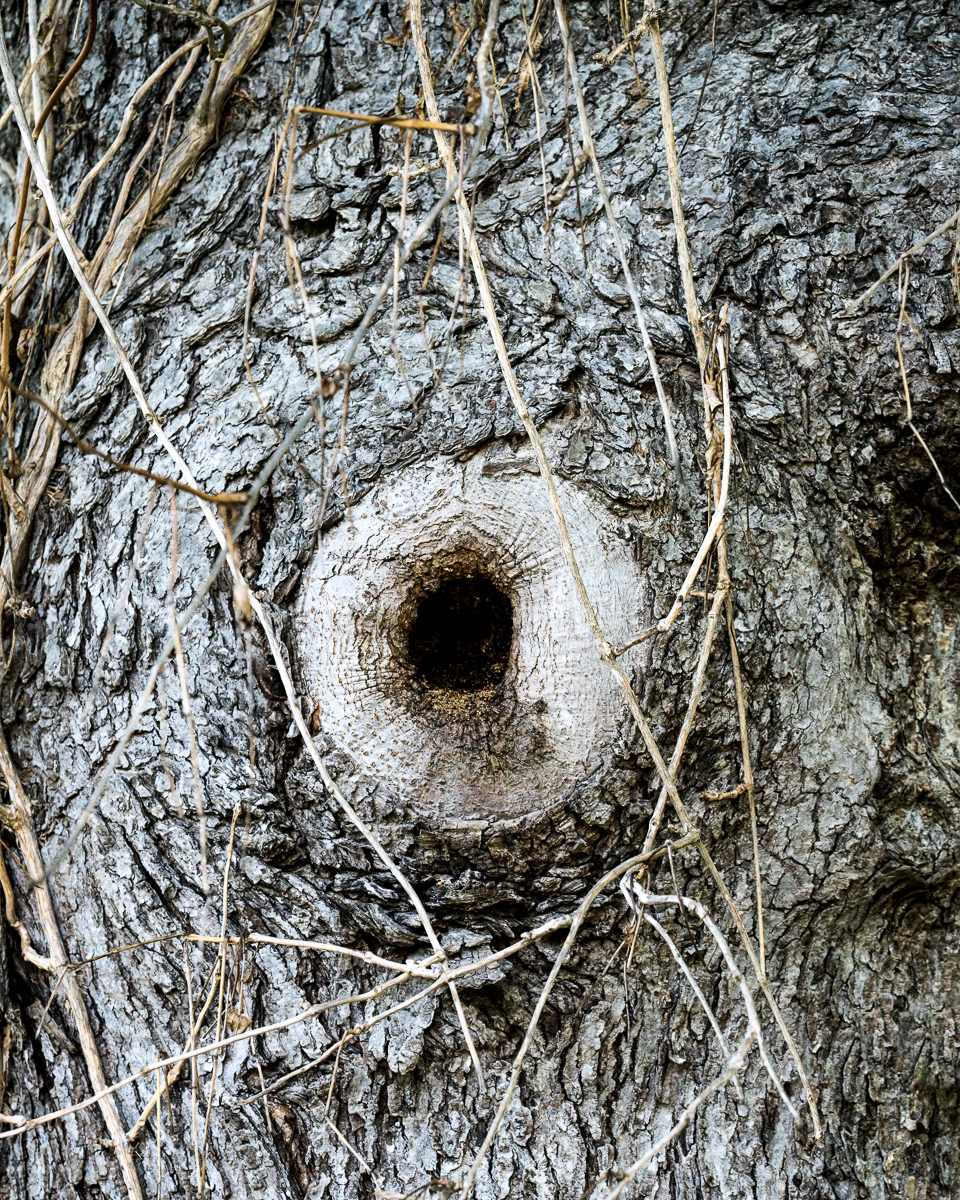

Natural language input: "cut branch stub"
[296,451,647,820]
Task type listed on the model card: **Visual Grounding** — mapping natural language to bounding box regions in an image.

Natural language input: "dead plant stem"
[841,204,960,317]
[0,730,144,1198]
[420,15,819,1143]
[644,1,708,378]
[553,0,685,492]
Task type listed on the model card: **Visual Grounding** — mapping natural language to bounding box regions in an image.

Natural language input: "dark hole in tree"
[408,576,513,692]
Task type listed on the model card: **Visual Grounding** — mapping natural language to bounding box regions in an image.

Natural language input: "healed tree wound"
[296,451,647,821]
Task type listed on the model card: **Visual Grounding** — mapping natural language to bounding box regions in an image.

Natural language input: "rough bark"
[0,1,958,1198]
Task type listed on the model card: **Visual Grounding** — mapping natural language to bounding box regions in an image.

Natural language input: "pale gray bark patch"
[0,0,958,1198]
[295,446,650,820]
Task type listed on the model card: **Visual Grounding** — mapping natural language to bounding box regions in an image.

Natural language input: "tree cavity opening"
[407,575,513,692]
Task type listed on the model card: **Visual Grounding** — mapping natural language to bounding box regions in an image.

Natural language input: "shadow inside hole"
[407,576,513,692]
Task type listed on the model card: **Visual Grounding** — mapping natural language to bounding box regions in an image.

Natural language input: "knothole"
[407,575,513,693]
[296,453,647,820]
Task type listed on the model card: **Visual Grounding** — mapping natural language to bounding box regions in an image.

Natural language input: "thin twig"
[593,11,653,65]
[455,832,699,1200]
[895,262,960,512]
[644,1,708,378]
[598,1030,753,1200]
[554,0,685,492]
[197,803,241,1198]
[298,104,476,135]
[840,205,960,317]
[623,881,795,1116]
[127,960,220,1142]
[241,832,700,1109]
[0,732,144,1198]
[643,912,742,1100]
[613,365,731,654]
[69,0,275,217]
[167,491,210,894]
[0,835,51,970]
[0,377,247,503]
[637,585,726,862]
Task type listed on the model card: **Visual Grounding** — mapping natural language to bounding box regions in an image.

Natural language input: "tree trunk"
[0,1,958,1198]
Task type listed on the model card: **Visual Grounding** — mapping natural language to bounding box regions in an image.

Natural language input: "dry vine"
[0,1,880,1196]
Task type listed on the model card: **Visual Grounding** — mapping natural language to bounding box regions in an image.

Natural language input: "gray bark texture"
[0,0,957,1198]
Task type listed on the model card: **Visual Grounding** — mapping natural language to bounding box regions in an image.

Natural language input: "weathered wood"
[297,449,648,820]
[0,1,958,1198]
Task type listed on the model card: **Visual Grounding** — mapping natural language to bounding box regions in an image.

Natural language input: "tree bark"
[0,1,958,1198]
